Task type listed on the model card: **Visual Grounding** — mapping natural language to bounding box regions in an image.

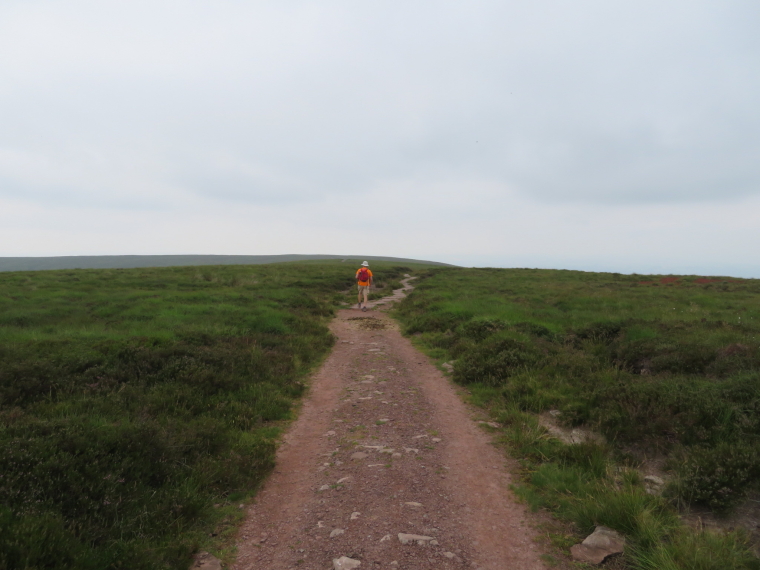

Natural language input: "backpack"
[358,268,369,282]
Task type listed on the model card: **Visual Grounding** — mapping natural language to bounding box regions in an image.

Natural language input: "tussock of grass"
[395,267,760,568]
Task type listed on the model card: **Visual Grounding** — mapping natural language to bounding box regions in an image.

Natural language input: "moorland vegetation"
[395,268,760,569]
[0,261,412,570]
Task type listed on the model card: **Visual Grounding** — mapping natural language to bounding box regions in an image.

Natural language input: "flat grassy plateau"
[0,261,413,570]
[394,268,760,570]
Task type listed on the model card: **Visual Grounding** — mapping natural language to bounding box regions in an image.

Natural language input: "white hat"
[361,261,369,266]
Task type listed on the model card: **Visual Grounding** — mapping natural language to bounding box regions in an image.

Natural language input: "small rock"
[549,409,562,417]
[337,477,352,484]
[644,475,666,495]
[390,562,398,567]
[350,511,360,520]
[431,438,442,443]
[443,552,455,559]
[333,556,361,570]
[430,540,439,546]
[319,485,330,491]
[191,552,222,570]
[412,435,428,439]
[442,362,454,371]
[392,453,402,458]
[398,533,434,545]
[351,452,368,460]
[405,502,423,508]
[330,528,345,538]
[325,431,337,437]
[379,448,395,454]
[378,418,390,423]
[380,534,392,542]
[570,526,625,565]
[317,521,325,528]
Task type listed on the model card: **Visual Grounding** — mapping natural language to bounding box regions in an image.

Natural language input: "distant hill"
[0,254,454,272]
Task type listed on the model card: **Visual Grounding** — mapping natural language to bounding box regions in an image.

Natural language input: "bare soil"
[232,281,547,570]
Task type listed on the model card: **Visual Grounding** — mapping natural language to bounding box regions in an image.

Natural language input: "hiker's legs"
[358,285,368,307]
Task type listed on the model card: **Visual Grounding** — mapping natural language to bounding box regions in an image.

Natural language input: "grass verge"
[0,261,414,569]
[394,267,760,569]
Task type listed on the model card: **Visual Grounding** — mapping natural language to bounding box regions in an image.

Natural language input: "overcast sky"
[1,1,758,276]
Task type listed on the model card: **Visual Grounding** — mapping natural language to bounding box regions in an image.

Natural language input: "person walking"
[356,261,373,311]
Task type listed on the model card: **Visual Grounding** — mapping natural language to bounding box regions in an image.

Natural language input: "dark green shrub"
[674,442,760,512]
[576,321,624,343]
[454,337,539,386]
[458,318,507,341]
[513,321,556,340]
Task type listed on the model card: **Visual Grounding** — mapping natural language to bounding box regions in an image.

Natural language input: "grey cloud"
[0,0,759,211]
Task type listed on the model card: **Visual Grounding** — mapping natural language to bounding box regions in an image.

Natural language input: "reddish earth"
[231,281,547,570]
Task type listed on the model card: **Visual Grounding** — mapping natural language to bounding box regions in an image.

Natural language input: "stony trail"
[232,279,546,570]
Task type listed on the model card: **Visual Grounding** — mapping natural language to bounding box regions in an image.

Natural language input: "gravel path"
[232,280,546,570]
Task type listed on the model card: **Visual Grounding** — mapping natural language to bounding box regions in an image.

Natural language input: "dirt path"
[232,279,546,570]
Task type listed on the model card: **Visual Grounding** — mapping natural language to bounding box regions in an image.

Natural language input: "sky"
[1,1,759,277]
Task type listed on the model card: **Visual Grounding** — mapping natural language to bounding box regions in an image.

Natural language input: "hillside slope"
[0,254,454,272]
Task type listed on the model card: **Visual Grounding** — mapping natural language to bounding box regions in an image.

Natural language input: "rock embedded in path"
[333,556,361,569]
[330,528,345,538]
[398,533,435,546]
[570,526,625,564]
[350,452,368,460]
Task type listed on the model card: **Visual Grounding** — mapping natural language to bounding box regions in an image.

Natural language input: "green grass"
[394,267,760,569]
[0,261,416,570]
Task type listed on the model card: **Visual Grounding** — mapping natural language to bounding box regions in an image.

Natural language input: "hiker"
[356,261,373,311]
